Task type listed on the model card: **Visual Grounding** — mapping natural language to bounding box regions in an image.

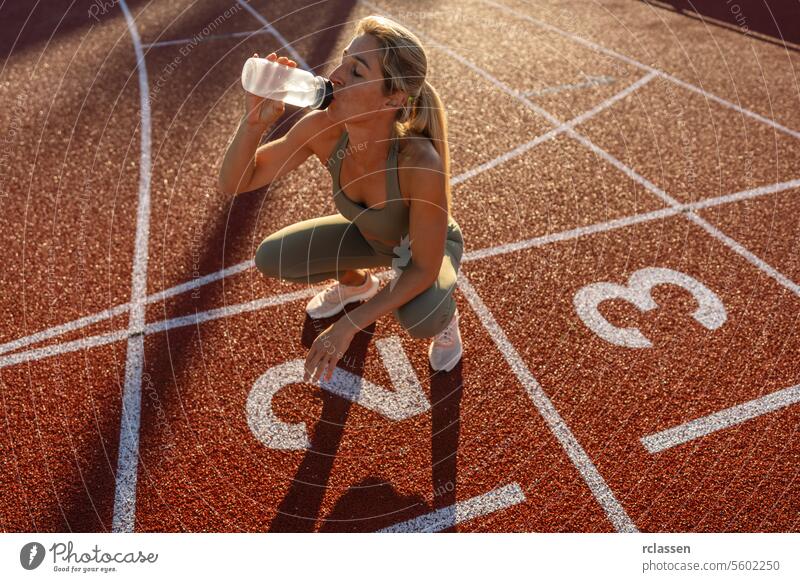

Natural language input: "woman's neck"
[343,121,396,168]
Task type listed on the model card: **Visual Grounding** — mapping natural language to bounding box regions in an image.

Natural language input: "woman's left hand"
[303,319,358,383]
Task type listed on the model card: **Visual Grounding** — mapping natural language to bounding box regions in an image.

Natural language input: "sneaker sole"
[305,278,379,319]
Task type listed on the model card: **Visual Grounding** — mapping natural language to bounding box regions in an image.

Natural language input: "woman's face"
[327,34,403,123]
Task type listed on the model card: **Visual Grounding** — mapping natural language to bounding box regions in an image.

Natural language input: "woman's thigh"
[394,237,464,339]
[255,214,394,284]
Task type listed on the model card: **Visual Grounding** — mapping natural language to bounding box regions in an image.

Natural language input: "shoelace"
[322,277,367,304]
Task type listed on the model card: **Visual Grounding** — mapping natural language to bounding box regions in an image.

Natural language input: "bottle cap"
[313,77,334,110]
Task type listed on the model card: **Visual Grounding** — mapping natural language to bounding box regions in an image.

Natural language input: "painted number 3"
[573,267,727,348]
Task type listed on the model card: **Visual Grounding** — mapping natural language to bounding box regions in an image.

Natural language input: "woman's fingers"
[304,346,325,382]
[313,357,328,383]
[264,52,297,68]
[310,357,328,383]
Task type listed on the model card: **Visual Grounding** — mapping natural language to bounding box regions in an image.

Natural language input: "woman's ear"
[385,90,407,109]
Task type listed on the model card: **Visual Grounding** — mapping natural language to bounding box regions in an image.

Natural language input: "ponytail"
[400,80,451,214]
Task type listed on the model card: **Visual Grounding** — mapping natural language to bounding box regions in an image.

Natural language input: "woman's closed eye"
[352,67,361,78]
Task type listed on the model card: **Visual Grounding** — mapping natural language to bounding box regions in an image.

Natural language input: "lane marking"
[246,336,430,450]
[452,71,656,185]
[455,273,638,532]
[0,274,387,368]
[360,0,800,299]
[0,290,132,357]
[377,482,526,532]
[142,28,273,50]
[641,383,800,454]
[687,178,800,211]
[463,207,678,261]
[686,213,800,295]
[560,127,800,296]
[574,267,727,348]
[233,0,309,69]
[112,0,152,534]
[481,0,800,141]
[522,74,615,97]
[0,330,132,369]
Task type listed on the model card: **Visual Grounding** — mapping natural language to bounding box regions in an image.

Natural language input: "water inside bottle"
[242,58,319,108]
[264,82,316,108]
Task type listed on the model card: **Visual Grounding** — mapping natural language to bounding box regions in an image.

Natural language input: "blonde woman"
[219,16,465,383]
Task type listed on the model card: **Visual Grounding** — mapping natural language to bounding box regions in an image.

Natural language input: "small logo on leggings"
[390,234,413,291]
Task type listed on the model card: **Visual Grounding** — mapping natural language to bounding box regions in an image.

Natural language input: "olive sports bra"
[327,130,410,246]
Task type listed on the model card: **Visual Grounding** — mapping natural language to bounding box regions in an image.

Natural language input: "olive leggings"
[254,213,464,338]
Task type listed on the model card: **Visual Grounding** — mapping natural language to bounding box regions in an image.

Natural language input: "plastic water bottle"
[241,57,333,110]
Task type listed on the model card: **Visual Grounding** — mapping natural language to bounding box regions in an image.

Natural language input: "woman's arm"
[217,113,274,195]
[218,51,317,196]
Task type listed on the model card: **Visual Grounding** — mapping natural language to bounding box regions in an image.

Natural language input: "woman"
[218,16,465,384]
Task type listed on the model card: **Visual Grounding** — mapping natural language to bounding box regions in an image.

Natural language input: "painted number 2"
[573,267,727,348]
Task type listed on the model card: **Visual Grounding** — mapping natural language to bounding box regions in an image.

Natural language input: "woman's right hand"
[244,52,298,128]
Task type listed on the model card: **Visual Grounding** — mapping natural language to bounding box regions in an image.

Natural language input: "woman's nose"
[329,66,345,88]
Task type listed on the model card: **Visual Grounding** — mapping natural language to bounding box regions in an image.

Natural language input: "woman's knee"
[395,291,456,339]
[255,233,300,280]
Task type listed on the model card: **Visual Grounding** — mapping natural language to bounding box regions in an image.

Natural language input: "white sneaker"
[305,272,380,319]
[428,307,462,372]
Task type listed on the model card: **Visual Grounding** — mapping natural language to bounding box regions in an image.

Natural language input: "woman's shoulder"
[396,131,446,210]
[398,131,442,170]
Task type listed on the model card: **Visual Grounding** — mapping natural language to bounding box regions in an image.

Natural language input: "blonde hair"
[354,15,452,214]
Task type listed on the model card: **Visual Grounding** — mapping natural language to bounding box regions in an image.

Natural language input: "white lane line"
[453,71,656,185]
[3,173,797,371]
[481,0,800,141]
[362,0,800,297]
[377,482,526,532]
[464,207,679,262]
[142,28,272,49]
[234,0,309,70]
[686,213,800,295]
[146,273,380,335]
[147,260,255,306]
[566,129,800,295]
[0,330,132,369]
[0,258,253,357]
[112,0,152,534]
[686,178,800,211]
[641,383,800,454]
[0,303,131,356]
[455,273,638,531]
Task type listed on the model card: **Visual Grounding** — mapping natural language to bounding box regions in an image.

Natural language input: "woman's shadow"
[268,306,464,532]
